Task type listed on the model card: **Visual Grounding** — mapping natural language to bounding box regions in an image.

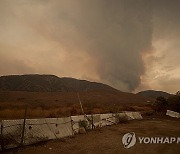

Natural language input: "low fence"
[0,112,142,151]
[166,110,180,118]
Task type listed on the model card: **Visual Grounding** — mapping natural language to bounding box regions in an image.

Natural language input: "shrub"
[167,95,180,113]
[154,96,168,112]
[117,114,129,123]
[78,120,88,130]
[154,94,180,113]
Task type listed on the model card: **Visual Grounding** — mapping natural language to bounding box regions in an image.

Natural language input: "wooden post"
[70,116,74,136]
[91,114,94,129]
[1,121,4,153]
[21,104,27,146]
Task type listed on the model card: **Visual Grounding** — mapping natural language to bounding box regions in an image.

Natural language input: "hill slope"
[0,74,116,92]
[137,90,171,99]
[0,74,151,119]
[0,74,147,106]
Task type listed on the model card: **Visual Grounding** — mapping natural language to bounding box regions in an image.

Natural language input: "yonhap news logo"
[122,132,136,148]
[122,132,180,149]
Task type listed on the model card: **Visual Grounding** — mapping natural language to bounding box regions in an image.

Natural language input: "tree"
[154,96,168,112]
[167,95,180,112]
[154,94,180,113]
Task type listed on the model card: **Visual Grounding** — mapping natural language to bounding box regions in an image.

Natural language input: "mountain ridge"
[0,74,117,92]
[137,90,172,99]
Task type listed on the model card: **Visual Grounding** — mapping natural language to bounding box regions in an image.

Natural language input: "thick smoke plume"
[1,0,179,92]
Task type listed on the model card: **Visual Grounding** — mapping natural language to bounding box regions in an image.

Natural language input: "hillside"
[0,74,152,119]
[137,90,172,99]
[0,74,116,92]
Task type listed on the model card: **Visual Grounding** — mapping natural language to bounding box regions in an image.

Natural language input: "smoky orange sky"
[0,0,180,93]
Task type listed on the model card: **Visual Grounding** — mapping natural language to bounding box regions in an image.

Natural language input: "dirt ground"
[5,118,180,154]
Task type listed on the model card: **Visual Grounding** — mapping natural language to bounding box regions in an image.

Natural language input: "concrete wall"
[166,110,180,118]
[0,112,143,150]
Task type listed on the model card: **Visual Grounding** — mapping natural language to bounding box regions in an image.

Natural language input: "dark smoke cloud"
[0,0,179,92]
[82,0,153,91]
[139,0,180,93]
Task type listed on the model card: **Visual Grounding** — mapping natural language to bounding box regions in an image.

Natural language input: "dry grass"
[0,91,153,119]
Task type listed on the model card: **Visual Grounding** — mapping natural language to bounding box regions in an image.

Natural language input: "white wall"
[0,112,143,150]
[166,110,180,118]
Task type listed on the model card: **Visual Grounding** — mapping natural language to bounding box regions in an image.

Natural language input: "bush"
[117,114,129,123]
[154,96,168,112]
[78,120,88,130]
[167,95,180,112]
[154,93,180,113]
